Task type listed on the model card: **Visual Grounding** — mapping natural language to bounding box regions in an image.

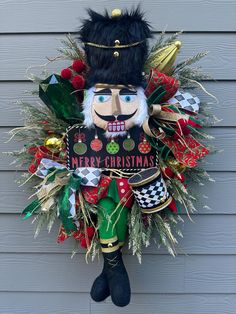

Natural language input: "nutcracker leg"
[101,242,131,307]
[90,197,115,302]
[115,204,129,248]
[90,197,131,306]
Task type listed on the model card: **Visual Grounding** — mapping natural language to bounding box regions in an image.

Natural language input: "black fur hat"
[78,7,152,88]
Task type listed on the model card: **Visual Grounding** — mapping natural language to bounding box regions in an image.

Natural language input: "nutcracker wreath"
[8,7,218,307]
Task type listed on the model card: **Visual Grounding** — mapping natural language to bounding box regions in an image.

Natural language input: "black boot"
[103,249,131,307]
[90,263,110,302]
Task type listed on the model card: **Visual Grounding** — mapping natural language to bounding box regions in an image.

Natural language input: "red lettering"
[110,156,116,168]
[130,155,136,167]
[84,157,90,167]
[116,156,121,168]
[149,155,155,167]
[90,157,95,167]
[104,156,109,168]
[95,156,101,167]
[126,156,131,167]
[71,157,78,169]
[143,156,149,167]
[136,156,143,167]
[122,156,125,168]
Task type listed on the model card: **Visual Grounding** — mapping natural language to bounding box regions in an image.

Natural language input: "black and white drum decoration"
[128,167,172,213]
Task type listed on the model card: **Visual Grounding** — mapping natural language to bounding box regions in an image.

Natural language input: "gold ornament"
[167,157,186,173]
[111,8,122,17]
[44,134,64,153]
[113,51,120,58]
[147,40,182,74]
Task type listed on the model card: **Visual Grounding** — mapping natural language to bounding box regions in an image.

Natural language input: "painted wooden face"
[91,85,141,133]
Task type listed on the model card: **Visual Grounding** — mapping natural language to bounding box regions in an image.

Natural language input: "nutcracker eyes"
[95,94,136,103]
[95,95,111,103]
[120,95,137,103]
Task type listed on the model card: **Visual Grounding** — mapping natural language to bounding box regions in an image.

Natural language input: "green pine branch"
[58,34,86,61]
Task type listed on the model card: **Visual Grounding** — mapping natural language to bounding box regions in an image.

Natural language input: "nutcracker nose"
[112,94,121,117]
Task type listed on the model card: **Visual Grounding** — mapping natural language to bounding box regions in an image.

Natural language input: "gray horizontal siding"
[0,254,236,293]
[0,292,90,314]
[0,1,235,313]
[91,294,236,314]
[0,214,236,255]
[0,293,236,314]
[0,34,236,81]
[0,0,236,33]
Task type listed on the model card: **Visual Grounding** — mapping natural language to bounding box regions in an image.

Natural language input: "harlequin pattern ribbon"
[22,159,82,233]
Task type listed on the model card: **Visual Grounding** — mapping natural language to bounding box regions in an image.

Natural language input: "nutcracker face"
[83,84,148,137]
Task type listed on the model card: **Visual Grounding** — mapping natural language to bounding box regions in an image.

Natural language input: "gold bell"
[111,8,122,17]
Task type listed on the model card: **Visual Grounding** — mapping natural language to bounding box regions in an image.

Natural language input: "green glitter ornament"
[73,141,87,155]
[106,140,120,154]
[123,135,135,152]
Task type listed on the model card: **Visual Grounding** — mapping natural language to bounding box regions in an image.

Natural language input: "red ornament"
[73,231,84,240]
[28,163,37,174]
[138,140,151,154]
[80,237,91,249]
[86,226,95,239]
[34,151,44,159]
[71,75,85,90]
[35,158,41,166]
[72,60,86,73]
[61,68,72,79]
[90,138,103,152]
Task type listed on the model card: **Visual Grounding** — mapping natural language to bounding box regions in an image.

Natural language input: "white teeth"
[107,121,125,132]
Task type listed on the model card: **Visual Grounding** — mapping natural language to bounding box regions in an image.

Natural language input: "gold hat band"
[95,83,135,89]
[84,40,144,49]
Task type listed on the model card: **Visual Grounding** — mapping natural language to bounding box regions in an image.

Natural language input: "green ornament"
[73,141,87,155]
[123,138,135,151]
[106,141,120,154]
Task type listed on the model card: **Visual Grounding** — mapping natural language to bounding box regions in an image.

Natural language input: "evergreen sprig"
[58,34,85,61]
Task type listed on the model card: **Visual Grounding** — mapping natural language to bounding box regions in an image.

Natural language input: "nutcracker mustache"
[94,110,137,122]
[82,87,149,136]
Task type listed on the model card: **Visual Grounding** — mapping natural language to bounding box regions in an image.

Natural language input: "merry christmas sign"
[66,125,158,171]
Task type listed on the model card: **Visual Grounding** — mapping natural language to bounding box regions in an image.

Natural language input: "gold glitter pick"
[148,41,182,74]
